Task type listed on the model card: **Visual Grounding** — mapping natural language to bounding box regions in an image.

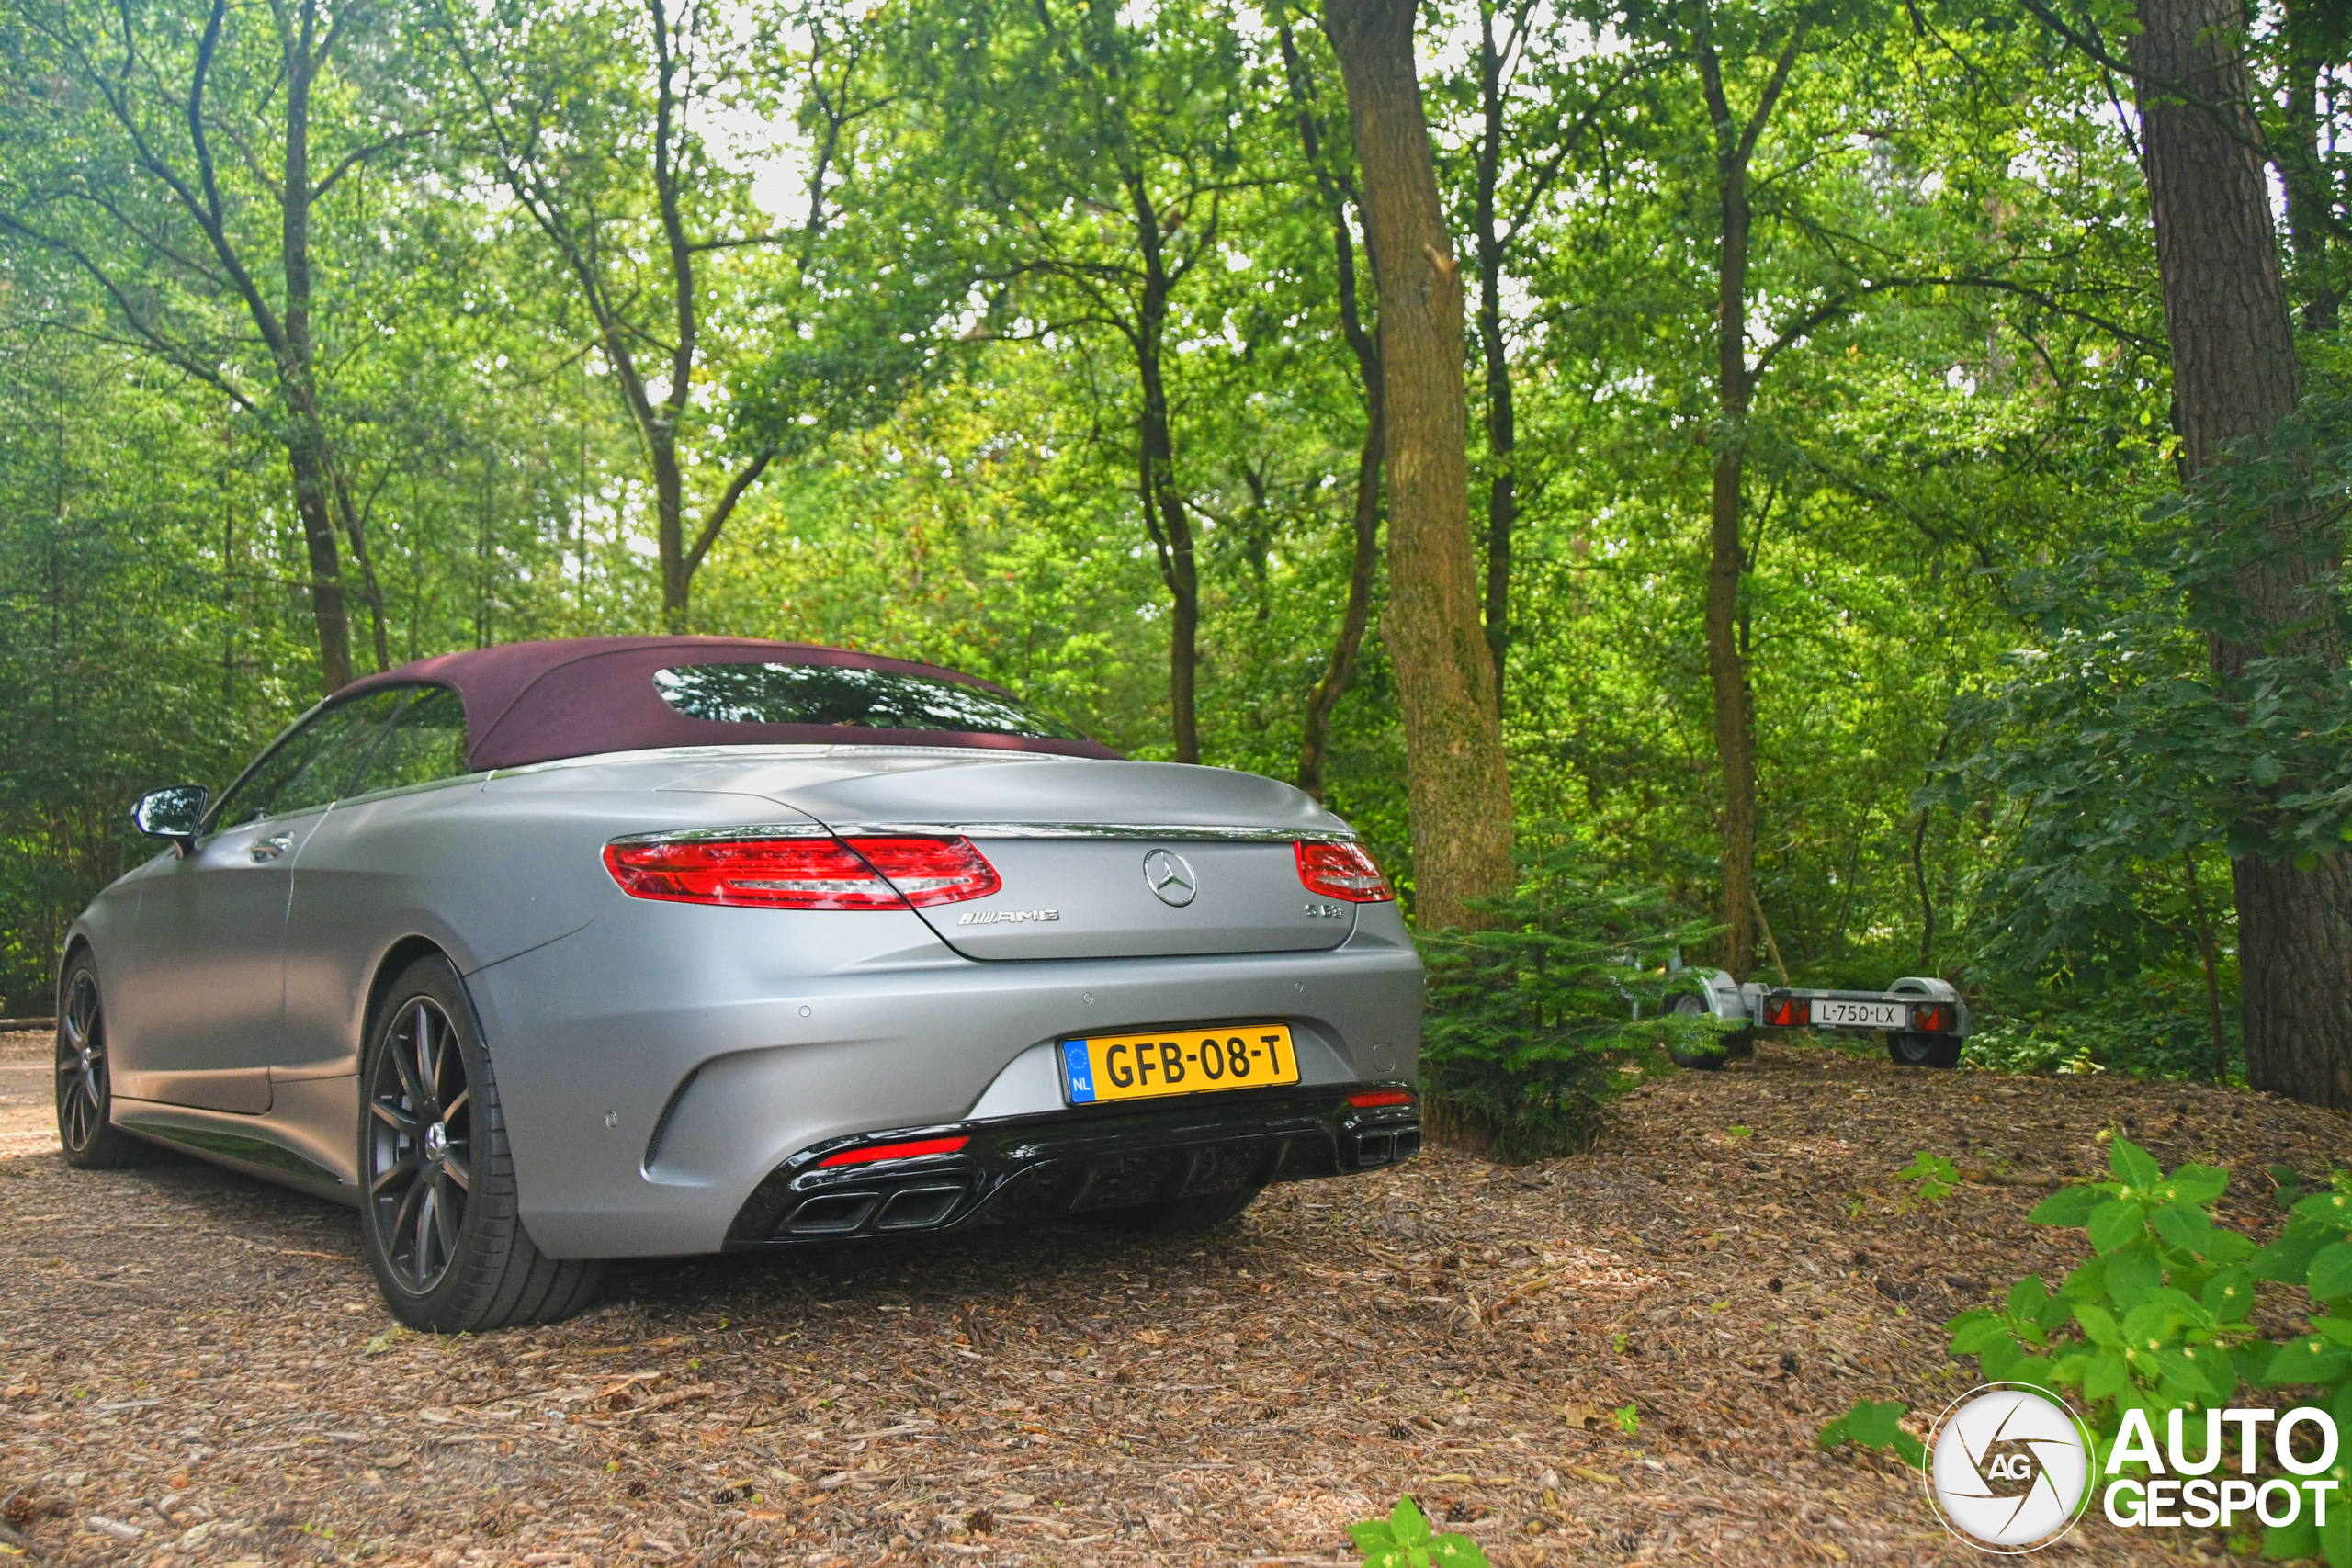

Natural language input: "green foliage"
[1346,1496,1488,1568]
[0,0,2321,1041]
[1897,1151,1959,1207]
[1611,1403,1639,1437]
[1930,400,2352,1011]
[1418,831,1733,1161]
[1825,1140,2352,1561]
[1816,1398,1928,1472]
[1960,982,2241,1084]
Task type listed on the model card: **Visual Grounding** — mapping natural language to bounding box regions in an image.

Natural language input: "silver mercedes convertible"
[60,637,1424,1329]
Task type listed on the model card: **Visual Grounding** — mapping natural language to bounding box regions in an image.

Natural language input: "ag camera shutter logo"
[1926,1385,2093,1552]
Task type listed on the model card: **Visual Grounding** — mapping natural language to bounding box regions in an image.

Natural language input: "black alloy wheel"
[366,995,474,1296]
[1888,1031,1962,1070]
[55,958,151,1168]
[356,955,602,1331]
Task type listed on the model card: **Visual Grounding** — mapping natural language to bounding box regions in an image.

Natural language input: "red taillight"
[603,834,1000,910]
[1348,1089,1417,1109]
[604,836,903,908]
[1295,840,1395,903]
[1764,995,1809,1027]
[843,837,1002,908]
[818,1135,969,1168]
[1914,1004,1949,1032]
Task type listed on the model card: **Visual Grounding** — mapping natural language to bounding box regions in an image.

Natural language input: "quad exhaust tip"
[1350,1125,1421,1168]
[779,1180,970,1237]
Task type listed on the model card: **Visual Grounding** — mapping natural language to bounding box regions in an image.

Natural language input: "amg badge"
[956,908,1061,925]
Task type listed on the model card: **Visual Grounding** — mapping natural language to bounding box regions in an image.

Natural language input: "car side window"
[211,724,329,830]
[213,691,411,828]
[348,686,472,796]
[269,691,413,818]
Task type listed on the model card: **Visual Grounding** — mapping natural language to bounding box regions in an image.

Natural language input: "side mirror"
[132,785,209,853]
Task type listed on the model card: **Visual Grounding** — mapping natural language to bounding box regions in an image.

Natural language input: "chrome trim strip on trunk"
[608,822,1357,845]
[828,823,1358,843]
[606,822,835,845]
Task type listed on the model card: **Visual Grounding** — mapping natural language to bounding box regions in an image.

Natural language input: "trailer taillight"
[1763,994,1809,1028]
[1913,1003,1951,1032]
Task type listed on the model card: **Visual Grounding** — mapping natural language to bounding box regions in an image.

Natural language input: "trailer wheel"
[1888,1032,1962,1070]
[1665,993,1725,1070]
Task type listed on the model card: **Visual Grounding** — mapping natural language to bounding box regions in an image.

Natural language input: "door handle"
[249,833,295,863]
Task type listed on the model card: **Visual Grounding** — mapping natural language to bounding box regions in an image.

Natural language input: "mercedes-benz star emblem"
[1142,848,1198,908]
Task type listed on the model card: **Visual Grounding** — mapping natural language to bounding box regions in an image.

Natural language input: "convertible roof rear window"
[324,637,1122,769]
[653,663,1083,741]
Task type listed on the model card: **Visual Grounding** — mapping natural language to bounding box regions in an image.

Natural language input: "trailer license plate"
[1059,1025,1299,1104]
[1814,999,1908,1030]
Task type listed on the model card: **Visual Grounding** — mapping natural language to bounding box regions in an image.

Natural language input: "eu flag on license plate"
[1061,1038,1096,1103]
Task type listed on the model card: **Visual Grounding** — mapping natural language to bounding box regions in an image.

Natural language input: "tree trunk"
[1133,195,1201,765]
[1279,17,1382,800]
[1301,403,1382,797]
[1137,348,1200,765]
[654,430,688,633]
[1704,398,1758,979]
[1322,0,1514,930]
[277,19,353,693]
[330,466,393,671]
[282,429,354,693]
[1695,38,1766,982]
[1689,17,1802,982]
[2133,0,2352,1106]
[1474,3,1514,715]
[652,0,701,637]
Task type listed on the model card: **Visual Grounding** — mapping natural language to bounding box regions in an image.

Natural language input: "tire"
[1888,1032,1962,1070]
[55,955,155,1169]
[1665,992,1726,1071]
[1097,1184,1263,1235]
[358,956,603,1331]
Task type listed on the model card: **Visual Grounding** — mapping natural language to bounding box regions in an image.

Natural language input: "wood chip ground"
[4,1027,2349,1566]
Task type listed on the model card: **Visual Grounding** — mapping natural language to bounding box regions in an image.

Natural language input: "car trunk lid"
[733,754,1361,960]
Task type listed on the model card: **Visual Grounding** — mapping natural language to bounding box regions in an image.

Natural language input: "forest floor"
[3,1027,2349,1568]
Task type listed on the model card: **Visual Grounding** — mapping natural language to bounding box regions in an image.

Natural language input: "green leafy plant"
[1815,1398,1927,1471]
[1897,1151,1960,1208]
[1419,831,1731,1160]
[1611,1402,1639,1436]
[1931,401,2352,990]
[1347,1496,1489,1568]
[1960,986,2239,1084]
[1819,1137,2352,1562]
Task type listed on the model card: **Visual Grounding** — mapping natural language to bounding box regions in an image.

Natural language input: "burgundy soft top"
[335,637,1119,770]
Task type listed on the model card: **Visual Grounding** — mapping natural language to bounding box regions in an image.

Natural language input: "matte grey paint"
[108,810,327,1110]
[70,744,1424,1257]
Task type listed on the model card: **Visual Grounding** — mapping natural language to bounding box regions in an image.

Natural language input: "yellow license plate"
[1059,1024,1299,1104]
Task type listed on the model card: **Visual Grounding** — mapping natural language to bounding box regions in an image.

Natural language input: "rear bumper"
[723,1086,1422,1247]
[465,897,1424,1258]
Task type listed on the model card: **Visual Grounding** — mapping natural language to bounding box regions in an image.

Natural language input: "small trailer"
[1665,970,1970,1069]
